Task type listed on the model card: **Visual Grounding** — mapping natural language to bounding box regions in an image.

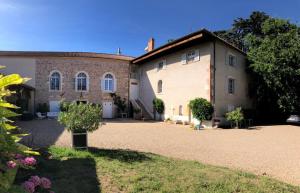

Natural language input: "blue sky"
[0,0,299,57]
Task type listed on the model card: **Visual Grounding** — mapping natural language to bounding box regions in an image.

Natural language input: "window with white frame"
[49,71,61,91]
[76,72,88,91]
[187,50,196,62]
[228,78,235,94]
[228,54,236,66]
[104,73,114,92]
[157,80,162,93]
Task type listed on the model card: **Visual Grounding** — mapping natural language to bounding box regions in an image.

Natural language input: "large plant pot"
[72,130,87,149]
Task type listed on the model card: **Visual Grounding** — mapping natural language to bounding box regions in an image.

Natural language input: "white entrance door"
[129,80,139,100]
[102,102,113,118]
[49,101,60,112]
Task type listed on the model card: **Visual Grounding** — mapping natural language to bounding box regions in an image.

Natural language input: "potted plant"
[226,107,244,128]
[133,108,141,120]
[110,93,127,117]
[188,98,214,129]
[152,98,165,121]
[58,102,102,149]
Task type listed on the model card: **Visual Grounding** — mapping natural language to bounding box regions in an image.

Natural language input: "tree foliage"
[0,70,38,192]
[58,102,102,133]
[152,98,165,114]
[189,98,214,122]
[110,93,127,114]
[214,11,270,50]
[246,18,300,114]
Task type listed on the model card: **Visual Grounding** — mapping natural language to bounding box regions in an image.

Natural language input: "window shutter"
[225,52,229,65]
[194,49,200,61]
[114,79,117,92]
[234,56,237,67]
[163,59,167,69]
[101,79,105,91]
[73,78,76,90]
[181,53,187,64]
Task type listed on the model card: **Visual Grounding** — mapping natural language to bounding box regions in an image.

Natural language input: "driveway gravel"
[19,119,300,185]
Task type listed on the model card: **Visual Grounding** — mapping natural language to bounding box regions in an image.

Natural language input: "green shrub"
[58,102,102,133]
[226,107,244,128]
[110,93,127,114]
[59,101,71,112]
[153,98,165,120]
[189,98,214,122]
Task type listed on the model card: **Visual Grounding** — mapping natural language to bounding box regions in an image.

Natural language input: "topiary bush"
[152,98,165,120]
[226,107,244,128]
[189,98,214,124]
[58,102,102,133]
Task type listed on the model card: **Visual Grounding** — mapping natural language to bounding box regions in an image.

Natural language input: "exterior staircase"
[132,99,153,120]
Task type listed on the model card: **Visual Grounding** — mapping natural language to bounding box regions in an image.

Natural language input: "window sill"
[49,90,62,92]
[102,90,115,94]
[75,90,88,93]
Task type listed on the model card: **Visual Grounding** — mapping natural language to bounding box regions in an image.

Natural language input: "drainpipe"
[212,40,216,118]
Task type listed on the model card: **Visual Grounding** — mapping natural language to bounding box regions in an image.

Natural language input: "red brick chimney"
[146,38,155,52]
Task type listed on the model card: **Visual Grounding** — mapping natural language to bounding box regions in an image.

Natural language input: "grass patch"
[15,146,300,193]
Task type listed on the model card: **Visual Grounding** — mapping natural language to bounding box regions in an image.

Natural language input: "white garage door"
[49,101,60,112]
[102,102,113,118]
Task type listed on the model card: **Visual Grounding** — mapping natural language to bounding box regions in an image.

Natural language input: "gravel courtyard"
[19,119,300,185]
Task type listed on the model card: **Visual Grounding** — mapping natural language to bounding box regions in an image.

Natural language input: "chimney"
[146,38,155,52]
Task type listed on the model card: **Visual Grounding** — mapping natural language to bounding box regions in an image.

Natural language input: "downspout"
[213,40,216,117]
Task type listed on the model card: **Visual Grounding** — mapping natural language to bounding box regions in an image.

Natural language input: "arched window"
[157,80,162,93]
[103,73,114,92]
[50,71,61,91]
[76,72,88,91]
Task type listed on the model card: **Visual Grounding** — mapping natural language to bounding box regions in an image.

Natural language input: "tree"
[246,18,300,115]
[152,98,165,120]
[189,98,214,124]
[214,11,270,50]
[58,102,102,148]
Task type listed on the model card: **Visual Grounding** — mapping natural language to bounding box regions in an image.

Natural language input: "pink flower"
[23,181,35,193]
[6,160,17,169]
[21,157,37,166]
[40,177,51,189]
[29,175,41,187]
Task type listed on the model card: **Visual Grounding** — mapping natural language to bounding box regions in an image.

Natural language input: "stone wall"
[35,57,130,109]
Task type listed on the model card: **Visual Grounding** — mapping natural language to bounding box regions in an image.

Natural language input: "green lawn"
[16,146,300,193]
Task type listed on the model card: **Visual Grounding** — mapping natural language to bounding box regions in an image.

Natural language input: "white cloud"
[0,0,19,12]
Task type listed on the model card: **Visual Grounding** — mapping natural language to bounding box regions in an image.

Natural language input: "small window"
[104,73,114,92]
[158,61,164,70]
[179,105,183,115]
[187,50,196,62]
[157,80,162,93]
[157,60,166,71]
[76,72,88,91]
[50,71,61,91]
[228,78,235,94]
[228,54,236,66]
